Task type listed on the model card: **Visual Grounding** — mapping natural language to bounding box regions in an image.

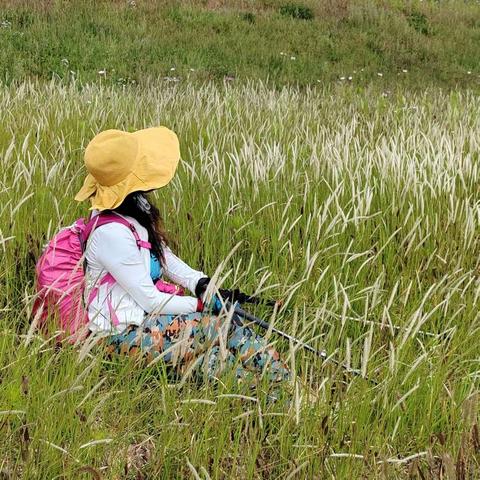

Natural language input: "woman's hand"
[195,277,210,298]
[195,277,278,312]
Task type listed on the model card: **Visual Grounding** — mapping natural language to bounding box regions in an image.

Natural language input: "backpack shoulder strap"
[82,212,152,251]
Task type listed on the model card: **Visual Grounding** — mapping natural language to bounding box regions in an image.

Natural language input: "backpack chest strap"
[124,222,152,250]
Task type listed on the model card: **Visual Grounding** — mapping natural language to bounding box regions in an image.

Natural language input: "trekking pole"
[230,303,378,386]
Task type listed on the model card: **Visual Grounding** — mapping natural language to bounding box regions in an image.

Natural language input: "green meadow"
[0,0,480,89]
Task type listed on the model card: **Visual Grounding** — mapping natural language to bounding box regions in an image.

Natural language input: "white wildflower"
[339,76,345,81]
[98,70,106,76]
[290,56,296,60]
[170,67,175,71]
[348,76,353,81]
[377,72,383,77]
[402,69,408,73]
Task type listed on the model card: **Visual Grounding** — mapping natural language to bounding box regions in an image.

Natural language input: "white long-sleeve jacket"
[84,213,206,334]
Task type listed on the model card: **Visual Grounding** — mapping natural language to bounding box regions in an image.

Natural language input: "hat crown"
[75,126,180,211]
[85,130,138,187]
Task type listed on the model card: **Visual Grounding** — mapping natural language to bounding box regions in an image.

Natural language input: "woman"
[74,127,289,383]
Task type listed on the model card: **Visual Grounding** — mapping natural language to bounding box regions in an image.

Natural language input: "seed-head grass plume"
[0,80,480,477]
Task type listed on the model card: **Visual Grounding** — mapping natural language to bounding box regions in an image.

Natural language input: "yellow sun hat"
[74,127,180,211]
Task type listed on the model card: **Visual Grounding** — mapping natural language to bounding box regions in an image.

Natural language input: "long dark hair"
[112,192,169,264]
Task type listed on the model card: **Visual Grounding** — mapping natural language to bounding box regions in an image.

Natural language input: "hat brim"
[74,173,97,202]
[74,127,180,211]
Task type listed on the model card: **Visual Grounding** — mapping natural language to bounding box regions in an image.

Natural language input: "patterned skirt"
[102,312,290,383]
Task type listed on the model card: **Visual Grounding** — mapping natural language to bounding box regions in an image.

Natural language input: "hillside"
[0,0,479,89]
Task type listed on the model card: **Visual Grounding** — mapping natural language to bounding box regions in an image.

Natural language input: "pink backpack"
[32,213,180,343]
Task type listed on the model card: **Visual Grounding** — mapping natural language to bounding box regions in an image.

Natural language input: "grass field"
[1,0,480,89]
[1,80,479,478]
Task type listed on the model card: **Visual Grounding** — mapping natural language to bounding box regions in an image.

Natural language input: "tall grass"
[1,80,480,478]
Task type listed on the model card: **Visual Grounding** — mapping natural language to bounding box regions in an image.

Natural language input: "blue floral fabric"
[103,312,290,383]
